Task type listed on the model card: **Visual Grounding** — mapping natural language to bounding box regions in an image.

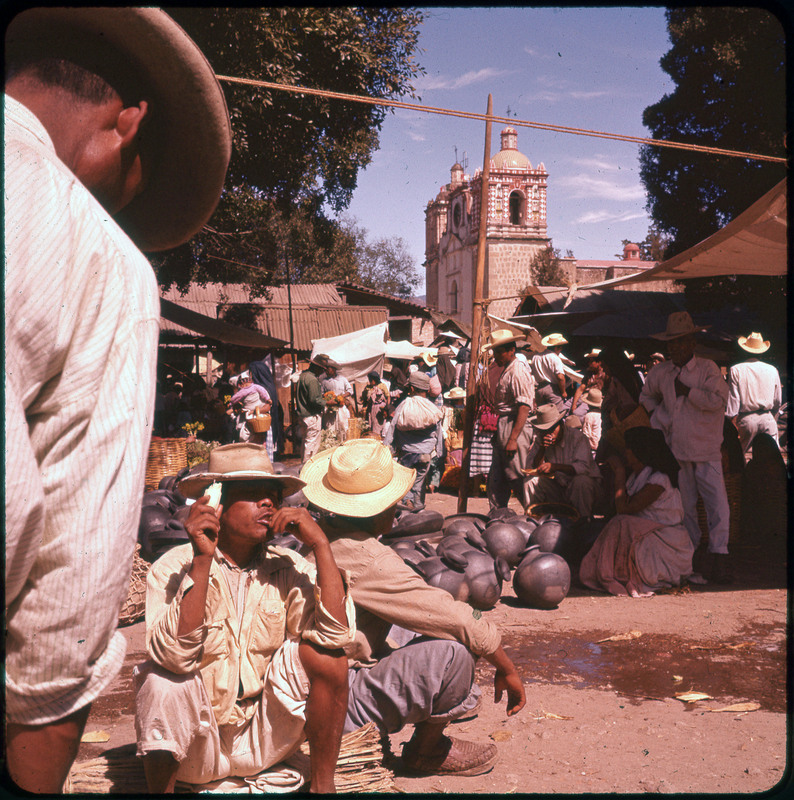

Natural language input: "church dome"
[491,126,531,170]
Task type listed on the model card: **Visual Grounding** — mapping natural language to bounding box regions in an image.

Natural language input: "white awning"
[576,178,787,291]
[310,323,388,382]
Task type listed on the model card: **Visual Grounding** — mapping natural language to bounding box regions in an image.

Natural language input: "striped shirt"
[4,95,160,724]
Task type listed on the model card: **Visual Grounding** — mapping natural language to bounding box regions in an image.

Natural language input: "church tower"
[424,127,551,323]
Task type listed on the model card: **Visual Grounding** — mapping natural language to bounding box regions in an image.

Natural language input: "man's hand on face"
[185,496,222,558]
[269,506,329,551]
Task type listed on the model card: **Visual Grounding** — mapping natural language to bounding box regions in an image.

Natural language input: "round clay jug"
[510,516,540,539]
[488,506,520,522]
[415,552,470,602]
[513,551,571,609]
[442,517,483,538]
[442,513,488,533]
[391,508,445,536]
[483,521,529,567]
[142,490,179,514]
[463,550,509,610]
[528,517,574,558]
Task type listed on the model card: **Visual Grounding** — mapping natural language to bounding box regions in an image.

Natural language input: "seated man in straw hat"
[483,328,537,512]
[640,311,732,584]
[299,438,526,777]
[726,331,782,460]
[135,444,355,793]
[531,332,571,410]
[524,404,604,519]
[4,9,231,791]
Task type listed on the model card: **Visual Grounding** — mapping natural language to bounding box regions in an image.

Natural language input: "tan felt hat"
[650,311,709,341]
[481,328,526,352]
[529,403,565,430]
[300,439,415,518]
[541,332,568,348]
[443,386,467,400]
[737,332,770,354]
[582,387,603,408]
[179,443,305,499]
[6,7,231,252]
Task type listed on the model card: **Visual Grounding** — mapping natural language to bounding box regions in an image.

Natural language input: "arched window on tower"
[509,191,524,225]
[448,280,458,314]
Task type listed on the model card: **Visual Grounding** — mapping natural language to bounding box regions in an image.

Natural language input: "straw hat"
[582,387,603,408]
[300,439,415,517]
[583,348,602,359]
[540,333,568,348]
[6,8,231,252]
[529,404,565,430]
[420,351,438,367]
[437,345,453,356]
[650,311,709,341]
[480,328,526,352]
[648,352,665,364]
[179,443,306,499]
[443,386,467,401]
[738,332,770,354]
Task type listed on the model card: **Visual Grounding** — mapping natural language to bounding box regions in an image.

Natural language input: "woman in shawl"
[579,426,694,597]
[363,371,389,436]
[435,345,457,395]
[248,355,282,455]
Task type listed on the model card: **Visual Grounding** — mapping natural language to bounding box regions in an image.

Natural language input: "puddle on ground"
[499,621,786,713]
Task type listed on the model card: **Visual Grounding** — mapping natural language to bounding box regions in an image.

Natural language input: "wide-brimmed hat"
[541,333,568,348]
[648,352,665,363]
[529,403,565,430]
[481,328,526,352]
[179,443,305,499]
[738,332,770,354]
[420,351,438,367]
[437,345,453,356]
[311,353,340,370]
[409,371,431,392]
[582,387,603,408]
[650,311,710,341]
[300,439,415,517]
[443,386,466,401]
[564,415,582,429]
[6,8,231,252]
[584,348,602,360]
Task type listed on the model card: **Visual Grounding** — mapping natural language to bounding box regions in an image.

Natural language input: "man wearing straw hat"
[640,311,732,584]
[726,332,782,459]
[531,332,570,410]
[482,328,537,512]
[4,8,231,791]
[135,443,354,792]
[300,439,526,776]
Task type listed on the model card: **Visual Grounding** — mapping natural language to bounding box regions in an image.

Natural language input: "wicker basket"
[145,438,187,491]
[118,544,151,627]
[249,406,271,433]
[347,416,363,440]
[696,472,741,545]
[527,502,580,522]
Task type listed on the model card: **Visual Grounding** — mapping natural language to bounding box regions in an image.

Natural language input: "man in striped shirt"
[4,9,230,792]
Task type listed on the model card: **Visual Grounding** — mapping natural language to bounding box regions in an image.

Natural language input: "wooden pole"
[457,94,493,513]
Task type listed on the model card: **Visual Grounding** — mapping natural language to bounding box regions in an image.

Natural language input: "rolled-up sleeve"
[509,361,535,407]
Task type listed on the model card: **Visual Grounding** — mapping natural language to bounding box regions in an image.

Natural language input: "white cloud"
[569,90,610,100]
[557,174,646,202]
[418,67,513,91]
[407,131,426,142]
[574,209,647,225]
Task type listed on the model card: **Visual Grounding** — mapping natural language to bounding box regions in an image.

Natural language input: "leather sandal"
[401,734,498,776]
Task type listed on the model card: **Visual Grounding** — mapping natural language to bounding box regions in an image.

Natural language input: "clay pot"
[436,533,481,561]
[483,521,529,567]
[142,490,179,514]
[391,508,445,536]
[443,517,483,538]
[442,513,488,533]
[510,516,540,539]
[513,551,571,609]
[139,504,173,537]
[415,552,470,602]
[141,519,189,562]
[528,516,575,559]
[488,506,520,522]
[517,543,543,564]
[463,550,510,610]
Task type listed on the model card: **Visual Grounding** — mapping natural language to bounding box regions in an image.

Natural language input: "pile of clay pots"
[384,506,584,611]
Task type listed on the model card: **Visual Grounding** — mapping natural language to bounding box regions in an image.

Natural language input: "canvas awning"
[160,298,287,348]
[575,178,787,291]
[310,323,388,383]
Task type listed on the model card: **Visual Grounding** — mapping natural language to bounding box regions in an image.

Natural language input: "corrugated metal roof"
[217,304,388,352]
[161,282,342,308]
[335,282,431,316]
[575,260,656,269]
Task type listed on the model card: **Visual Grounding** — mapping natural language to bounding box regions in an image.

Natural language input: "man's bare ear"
[115,100,148,148]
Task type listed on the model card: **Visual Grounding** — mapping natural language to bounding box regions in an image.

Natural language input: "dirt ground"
[74,488,789,796]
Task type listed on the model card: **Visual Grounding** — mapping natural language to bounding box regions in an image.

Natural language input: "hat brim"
[529,414,564,430]
[738,338,770,353]
[481,334,526,352]
[299,447,415,518]
[650,324,710,341]
[540,336,568,347]
[8,8,231,252]
[179,470,306,500]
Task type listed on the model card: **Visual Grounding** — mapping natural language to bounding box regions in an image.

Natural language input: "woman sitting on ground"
[579,426,694,597]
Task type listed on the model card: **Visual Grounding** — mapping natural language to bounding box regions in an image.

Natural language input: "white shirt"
[639,355,728,462]
[726,359,781,417]
[4,95,160,724]
[321,373,352,396]
[581,410,602,451]
[531,351,566,384]
[626,467,684,527]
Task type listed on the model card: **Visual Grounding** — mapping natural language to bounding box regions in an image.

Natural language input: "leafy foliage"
[528,244,570,287]
[154,8,424,293]
[639,8,786,336]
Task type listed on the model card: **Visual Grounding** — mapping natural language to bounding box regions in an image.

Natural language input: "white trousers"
[735,412,778,458]
[300,415,322,462]
[678,460,730,554]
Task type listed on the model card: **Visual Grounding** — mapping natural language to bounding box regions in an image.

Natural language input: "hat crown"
[541,332,568,347]
[738,332,770,353]
[410,371,431,390]
[326,439,394,494]
[533,403,563,427]
[208,443,276,475]
[665,312,696,336]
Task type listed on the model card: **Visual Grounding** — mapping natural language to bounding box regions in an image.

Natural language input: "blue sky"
[343,6,675,293]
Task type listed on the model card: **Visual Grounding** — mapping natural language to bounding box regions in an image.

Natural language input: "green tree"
[617,225,672,262]
[344,220,420,297]
[528,244,569,286]
[639,8,786,335]
[153,8,425,291]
